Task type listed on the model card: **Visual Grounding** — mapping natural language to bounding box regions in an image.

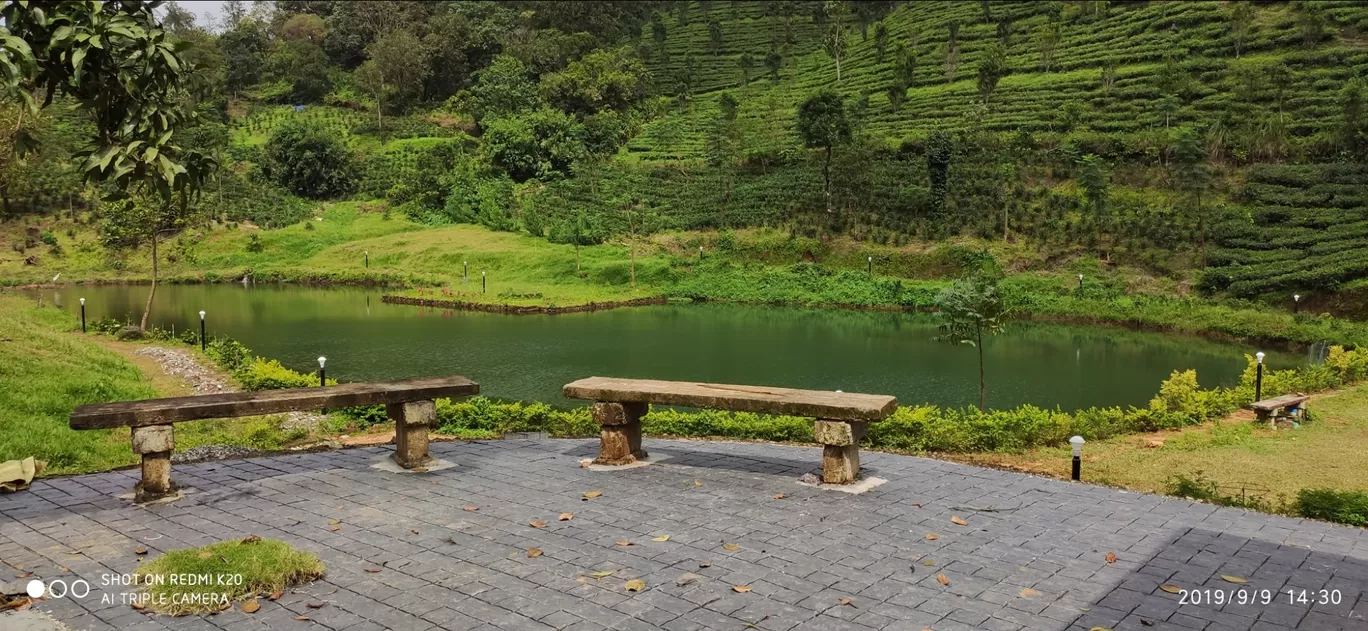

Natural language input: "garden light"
[1070,435,1085,481]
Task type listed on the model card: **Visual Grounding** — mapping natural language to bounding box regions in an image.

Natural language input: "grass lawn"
[136,537,324,615]
[949,384,1368,509]
[0,294,306,475]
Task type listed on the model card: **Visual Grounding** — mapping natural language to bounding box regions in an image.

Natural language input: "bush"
[261,119,358,199]
[237,358,334,391]
[1297,488,1368,527]
[88,317,123,335]
[246,233,264,253]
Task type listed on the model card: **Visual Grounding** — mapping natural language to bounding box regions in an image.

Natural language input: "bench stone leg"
[389,400,435,469]
[131,424,175,502]
[593,402,647,465]
[815,420,867,484]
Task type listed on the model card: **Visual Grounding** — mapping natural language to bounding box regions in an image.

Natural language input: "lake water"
[34,285,1301,411]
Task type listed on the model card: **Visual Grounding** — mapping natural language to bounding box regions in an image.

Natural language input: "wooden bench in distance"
[1250,393,1311,428]
[71,376,479,502]
[563,377,897,484]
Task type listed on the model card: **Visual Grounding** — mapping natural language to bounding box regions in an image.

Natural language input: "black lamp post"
[199,310,206,352]
[867,256,873,276]
[464,260,468,282]
[364,250,369,269]
[1070,435,1084,481]
[79,297,86,333]
[482,271,486,293]
[1255,352,1265,401]
[1077,274,1084,290]
[318,356,328,414]
[1293,294,1300,314]
[699,246,704,261]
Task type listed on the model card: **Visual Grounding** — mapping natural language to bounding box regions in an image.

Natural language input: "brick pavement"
[2,439,1366,631]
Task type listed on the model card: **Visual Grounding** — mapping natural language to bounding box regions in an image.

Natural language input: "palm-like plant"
[935,276,1009,412]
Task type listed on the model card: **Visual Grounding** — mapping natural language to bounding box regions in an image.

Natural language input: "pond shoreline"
[381,294,670,314]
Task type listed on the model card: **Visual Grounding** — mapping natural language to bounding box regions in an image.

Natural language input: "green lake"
[36,285,1303,411]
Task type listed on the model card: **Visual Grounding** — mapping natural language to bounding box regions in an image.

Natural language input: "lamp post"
[364,250,369,269]
[699,245,704,261]
[1069,435,1085,481]
[464,260,468,282]
[1077,274,1084,290]
[79,298,86,333]
[1255,352,1265,402]
[867,256,873,276]
[482,271,486,293]
[318,356,328,414]
[199,311,206,352]
[1293,294,1300,314]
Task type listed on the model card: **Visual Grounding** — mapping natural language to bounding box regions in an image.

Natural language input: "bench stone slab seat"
[1250,393,1311,427]
[563,377,897,484]
[70,376,478,502]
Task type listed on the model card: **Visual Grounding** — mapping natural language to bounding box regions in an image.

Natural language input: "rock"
[131,425,174,454]
[172,445,264,463]
[116,326,144,340]
[813,420,859,446]
[135,347,231,394]
[798,472,822,485]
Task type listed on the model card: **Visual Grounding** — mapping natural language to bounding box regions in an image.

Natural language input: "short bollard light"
[1077,273,1084,290]
[867,255,873,276]
[318,356,328,414]
[464,260,468,281]
[1293,293,1300,313]
[699,245,704,261]
[79,297,86,333]
[1069,435,1085,481]
[1255,351,1265,401]
[482,270,487,293]
[199,310,207,352]
[364,250,369,269]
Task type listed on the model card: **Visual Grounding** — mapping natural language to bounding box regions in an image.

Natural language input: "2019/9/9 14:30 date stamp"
[1177,588,1347,607]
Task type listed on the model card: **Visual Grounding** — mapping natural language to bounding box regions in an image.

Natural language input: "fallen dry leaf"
[411,530,419,535]
[130,600,145,610]
[694,479,703,487]
[336,505,344,510]
[624,579,645,592]
[1089,627,1114,631]
[1105,552,1117,564]
[584,491,603,499]
[411,467,428,473]
[268,591,283,601]
[295,616,310,621]
[839,598,856,607]
[923,559,935,566]
[732,585,752,593]
[558,513,573,521]
[306,602,326,609]
[651,535,671,542]
[950,516,968,526]
[936,573,950,586]
[676,572,702,586]
[462,505,479,512]
[1221,575,1248,584]
[364,568,382,573]
[589,570,616,579]
[527,548,543,558]
[616,540,634,547]
[330,525,340,532]
[15,572,32,579]
[198,552,214,560]
[699,561,712,568]
[722,543,740,551]
[530,521,547,529]
[241,535,262,545]
[911,503,922,508]
[242,600,260,614]
[1159,584,1183,594]
[135,546,147,555]
[1019,588,1039,598]
[772,493,786,500]
[329,519,340,525]
[925,533,939,541]
[576,577,586,583]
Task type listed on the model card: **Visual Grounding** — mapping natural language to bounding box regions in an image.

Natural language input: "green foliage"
[976,40,1008,104]
[262,120,357,198]
[469,55,540,121]
[236,357,334,391]
[481,109,587,182]
[1296,488,1368,526]
[936,275,1009,411]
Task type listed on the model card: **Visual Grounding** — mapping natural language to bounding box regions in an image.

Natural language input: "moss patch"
[135,537,324,615]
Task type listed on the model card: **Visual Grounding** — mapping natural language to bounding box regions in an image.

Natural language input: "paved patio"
[2,439,1367,631]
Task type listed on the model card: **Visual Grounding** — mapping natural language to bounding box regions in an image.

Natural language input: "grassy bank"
[0,295,308,475]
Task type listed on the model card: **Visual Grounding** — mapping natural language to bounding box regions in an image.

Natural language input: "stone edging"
[380,294,668,315]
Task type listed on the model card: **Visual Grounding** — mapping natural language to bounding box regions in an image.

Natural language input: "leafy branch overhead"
[1,0,213,202]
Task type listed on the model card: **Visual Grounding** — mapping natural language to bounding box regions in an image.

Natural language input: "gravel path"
[132,346,327,460]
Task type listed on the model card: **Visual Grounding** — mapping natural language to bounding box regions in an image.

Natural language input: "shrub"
[1297,488,1368,527]
[261,119,357,198]
[39,230,57,246]
[236,358,334,391]
[246,233,264,253]
[88,317,123,335]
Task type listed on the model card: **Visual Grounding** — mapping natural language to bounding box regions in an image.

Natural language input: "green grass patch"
[136,537,324,616]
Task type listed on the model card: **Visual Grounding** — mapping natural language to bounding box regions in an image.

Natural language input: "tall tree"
[935,275,1009,413]
[1339,77,1366,152]
[2,1,212,331]
[705,92,744,227]
[943,20,961,82]
[822,1,850,82]
[219,18,270,96]
[926,129,952,215]
[765,48,783,80]
[738,53,755,86]
[893,43,917,87]
[708,19,723,56]
[1229,1,1255,58]
[874,22,889,63]
[1034,18,1061,72]
[796,90,851,214]
[977,41,1008,104]
[356,29,431,133]
[1077,154,1110,255]
[1171,126,1214,264]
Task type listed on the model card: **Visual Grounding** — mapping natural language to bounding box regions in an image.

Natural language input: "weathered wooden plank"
[563,377,896,421]
[71,376,479,430]
[1250,394,1310,411]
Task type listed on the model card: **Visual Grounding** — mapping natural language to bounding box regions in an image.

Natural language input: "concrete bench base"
[592,402,648,465]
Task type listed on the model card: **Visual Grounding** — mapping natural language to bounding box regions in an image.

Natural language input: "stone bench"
[563,377,897,484]
[1250,393,1310,428]
[70,376,479,502]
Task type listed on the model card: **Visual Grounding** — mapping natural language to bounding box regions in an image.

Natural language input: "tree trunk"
[976,322,986,412]
[823,145,833,213]
[140,234,159,332]
[1003,204,1009,241]
[721,171,732,228]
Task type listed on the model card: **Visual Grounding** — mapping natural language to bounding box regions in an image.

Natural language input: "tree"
[708,19,723,56]
[926,129,952,215]
[1339,77,1366,152]
[977,41,1008,104]
[651,10,668,54]
[1297,2,1326,48]
[765,48,783,80]
[356,29,431,134]
[852,1,893,39]
[738,53,755,86]
[893,43,917,87]
[996,18,1012,45]
[874,22,889,63]
[943,20,961,82]
[796,90,852,214]
[822,1,850,82]
[470,56,540,121]
[262,121,357,198]
[1077,154,1110,253]
[481,109,587,182]
[1156,93,1181,129]
[1034,18,1061,72]
[271,38,332,103]
[1171,126,1213,265]
[2,2,213,331]
[978,0,993,23]
[220,18,270,96]
[886,80,906,112]
[935,275,1008,413]
[706,93,744,227]
[1230,2,1255,58]
[540,48,649,116]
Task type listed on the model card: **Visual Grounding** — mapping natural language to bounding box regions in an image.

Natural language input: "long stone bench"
[563,377,897,484]
[70,376,479,502]
[1250,393,1310,428]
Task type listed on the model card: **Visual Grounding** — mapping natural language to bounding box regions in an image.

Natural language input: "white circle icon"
[26,579,44,598]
